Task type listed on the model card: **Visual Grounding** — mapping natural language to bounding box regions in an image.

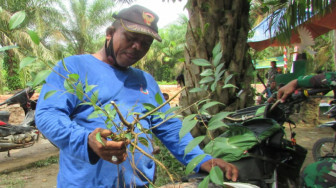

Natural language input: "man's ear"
[106,26,116,38]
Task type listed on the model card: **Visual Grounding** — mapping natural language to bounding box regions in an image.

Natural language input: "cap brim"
[120,19,162,42]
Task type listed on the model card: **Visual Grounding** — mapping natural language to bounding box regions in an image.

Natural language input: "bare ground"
[0,85,334,187]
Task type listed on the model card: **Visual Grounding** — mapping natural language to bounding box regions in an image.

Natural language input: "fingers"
[200,159,239,182]
[223,163,238,182]
[88,128,130,164]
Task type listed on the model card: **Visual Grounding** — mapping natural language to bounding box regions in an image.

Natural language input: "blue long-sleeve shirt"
[35,54,211,187]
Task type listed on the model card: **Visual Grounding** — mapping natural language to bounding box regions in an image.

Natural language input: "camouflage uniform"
[267,67,278,86]
[297,72,336,187]
[301,158,336,188]
[297,72,336,88]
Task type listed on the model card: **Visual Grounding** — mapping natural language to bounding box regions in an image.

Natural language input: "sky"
[114,0,189,28]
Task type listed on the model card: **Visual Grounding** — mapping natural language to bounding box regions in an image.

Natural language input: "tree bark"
[180,0,254,142]
[181,0,253,114]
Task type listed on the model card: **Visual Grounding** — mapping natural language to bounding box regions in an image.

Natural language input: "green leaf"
[201,101,223,111]
[9,11,26,30]
[210,81,217,92]
[192,59,211,66]
[212,42,221,57]
[199,176,210,188]
[208,120,227,130]
[215,70,225,82]
[64,79,73,91]
[184,136,205,157]
[209,166,224,185]
[200,69,213,77]
[85,84,97,93]
[209,112,231,124]
[212,52,222,67]
[28,30,40,45]
[32,69,51,87]
[199,76,214,84]
[185,154,206,175]
[143,103,156,111]
[224,74,234,84]
[96,132,105,146]
[61,58,70,73]
[88,110,102,119]
[0,45,18,52]
[155,92,163,105]
[215,64,225,76]
[223,84,238,89]
[125,133,132,140]
[189,88,205,93]
[179,115,197,140]
[68,74,79,83]
[104,104,116,119]
[138,137,149,147]
[76,82,84,101]
[19,57,36,70]
[44,90,57,100]
[164,106,180,115]
[91,91,99,104]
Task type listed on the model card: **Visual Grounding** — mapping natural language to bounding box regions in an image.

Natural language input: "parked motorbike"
[0,87,40,157]
[184,88,330,188]
[312,99,336,161]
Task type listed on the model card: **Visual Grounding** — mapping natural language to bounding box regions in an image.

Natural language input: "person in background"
[277,72,336,187]
[267,61,278,87]
[35,5,238,187]
[163,93,169,101]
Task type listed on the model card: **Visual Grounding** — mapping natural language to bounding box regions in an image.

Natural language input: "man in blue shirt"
[35,5,238,187]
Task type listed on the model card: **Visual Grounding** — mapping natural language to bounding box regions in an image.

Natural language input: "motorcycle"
[312,99,336,161]
[183,88,331,188]
[0,87,40,157]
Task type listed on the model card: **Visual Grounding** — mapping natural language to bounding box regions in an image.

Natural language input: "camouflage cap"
[113,5,162,42]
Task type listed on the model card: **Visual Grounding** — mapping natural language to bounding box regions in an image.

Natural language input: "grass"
[0,156,59,188]
[157,81,178,85]
[153,137,186,186]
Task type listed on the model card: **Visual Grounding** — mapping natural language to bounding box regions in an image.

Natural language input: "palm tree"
[54,0,114,55]
[0,0,62,90]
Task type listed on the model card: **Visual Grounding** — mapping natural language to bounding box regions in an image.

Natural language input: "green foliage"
[178,43,238,186]
[153,137,186,186]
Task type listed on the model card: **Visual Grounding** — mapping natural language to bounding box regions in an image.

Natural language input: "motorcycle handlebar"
[287,88,331,102]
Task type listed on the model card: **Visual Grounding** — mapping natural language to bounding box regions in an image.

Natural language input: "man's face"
[111,27,153,67]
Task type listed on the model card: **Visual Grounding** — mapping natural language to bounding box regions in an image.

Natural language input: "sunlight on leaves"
[9,11,26,30]
[28,30,40,45]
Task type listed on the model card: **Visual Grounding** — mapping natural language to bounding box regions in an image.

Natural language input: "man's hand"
[200,158,238,181]
[88,128,129,164]
[277,79,298,102]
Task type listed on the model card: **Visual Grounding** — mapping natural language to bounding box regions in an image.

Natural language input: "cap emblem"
[142,12,155,26]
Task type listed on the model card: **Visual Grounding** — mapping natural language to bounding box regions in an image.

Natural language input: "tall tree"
[0,0,61,90]
[55,0,114,55]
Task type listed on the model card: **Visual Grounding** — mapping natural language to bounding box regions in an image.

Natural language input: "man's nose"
[131,41,141,50]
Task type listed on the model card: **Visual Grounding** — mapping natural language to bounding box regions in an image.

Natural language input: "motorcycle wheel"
[312,137,336,161]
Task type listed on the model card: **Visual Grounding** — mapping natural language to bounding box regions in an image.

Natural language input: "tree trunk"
[180,0,254,141]
[181,0,254,114]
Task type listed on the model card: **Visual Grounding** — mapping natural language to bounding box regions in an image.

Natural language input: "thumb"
[99,129,113,138]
